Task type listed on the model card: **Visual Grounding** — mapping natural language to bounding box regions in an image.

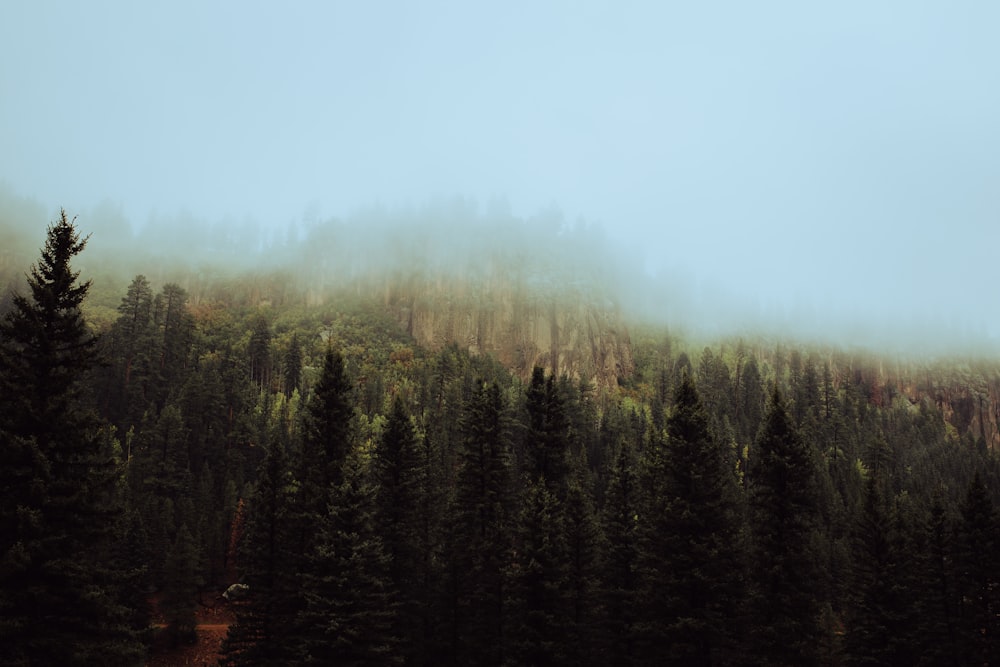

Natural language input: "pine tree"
[220,437,301,666]
[373,395,430,664]
[248,314,272,390]
[844,476,920,666]
[300,347,353,496]
[0,211,144,665]
[600,438,640,667]
[161,523,202,646]
[299,450,398,665]
[956,472,1000,665]
[283,333,303,397]
[292,345,354,603]
[915,494,959,666]
[746,389,824,666]
[524,367,570,495]
[563,473,604,667]
[635,374,743,667]
[104,274,156,427]
[506,478,569,665]
[447,380,511,666]
[152,283,194,407]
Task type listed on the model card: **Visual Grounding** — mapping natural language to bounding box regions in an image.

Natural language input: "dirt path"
[146,622,232,666]
[146,595,235,666]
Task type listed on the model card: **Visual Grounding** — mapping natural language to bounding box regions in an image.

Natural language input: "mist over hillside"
[0,183,996,359]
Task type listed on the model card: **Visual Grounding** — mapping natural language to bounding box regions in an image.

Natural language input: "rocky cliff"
[380,271,634,388]
[851,357,1000,451]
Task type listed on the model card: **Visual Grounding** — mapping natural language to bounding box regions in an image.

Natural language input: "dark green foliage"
[161,523,202,646]
[299,450,398,665]
[636,374,743,666]
[747,389,824,666]
[283,333,302,397]
[7,222,1000,666]
[152,283,195,406]
[524,368,572,495]
[0,211,144,665]
[104,274,157,427]
[914,495,960,666]
[956,472,1000,665]
[506,479,569,665]
[562,474,604,666]
[248,314,272,389]
[600,438,640,667]
[220,437,302,666]
[844,477,920,666]
[374,396,433,664]
[447,380,511,666]
[0,210,97,442]
[300,347,352,490]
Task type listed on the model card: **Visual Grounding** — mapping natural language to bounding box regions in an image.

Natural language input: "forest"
[2,210,1000,666]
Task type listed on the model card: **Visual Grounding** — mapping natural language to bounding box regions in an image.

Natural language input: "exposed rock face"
[382,273,634,388]
[865,360,1000,451]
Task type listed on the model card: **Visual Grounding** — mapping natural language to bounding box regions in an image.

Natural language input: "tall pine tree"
[299,449,398,665]
[219,437,301,666]
[635,374,744,667]
[373,396,431,664]
[746,389,824,666]
[0,211,144,665]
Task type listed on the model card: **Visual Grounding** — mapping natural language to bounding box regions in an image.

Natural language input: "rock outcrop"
[381,272,634,389]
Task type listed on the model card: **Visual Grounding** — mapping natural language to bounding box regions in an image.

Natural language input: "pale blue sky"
[2,1,998,345]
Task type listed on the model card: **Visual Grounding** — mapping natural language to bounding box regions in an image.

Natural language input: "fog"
[1,182,996,359]
[2,2,999,356]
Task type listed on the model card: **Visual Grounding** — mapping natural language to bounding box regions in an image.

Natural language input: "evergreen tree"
[506,479,569,665]
[293,345,354,595]
[248,314,272,390]
[105,274,156,426]
[563,474,604,667]
[152,283,194,406]
[447,380,511,666]
[220,437,301,666]
[524,368,571,495]
[0,211,144,665]
[635,374,743,667]
[956,472,1000,665]
[299,450,398,665]
[111,507,154,644]
[844,476,920,666]
[746,389,824,666]
[283,333,303,397]
[600,438,640,667]
[161,523,202,646]
[300,347,352,495]
[915,494,959,666]
[374,395,430,664]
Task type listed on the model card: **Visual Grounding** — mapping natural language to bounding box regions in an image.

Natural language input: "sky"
[2,1,999,348]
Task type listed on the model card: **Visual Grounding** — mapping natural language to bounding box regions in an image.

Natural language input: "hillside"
[2,211,1000,664]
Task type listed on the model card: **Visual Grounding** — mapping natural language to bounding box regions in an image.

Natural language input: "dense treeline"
[2,217,1000,665]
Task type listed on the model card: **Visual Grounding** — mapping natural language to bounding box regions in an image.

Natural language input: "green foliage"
[636,374,744,666]
[220,437,302,666]
[747,389,825,666]
[601,438,640,666]
[447,380,512,666]
[298,450,398,665]
[506,479,570,665]
[0,211,145,665]
[373,396,434,664]
[161,523,202,645]
[956,472,1000,664]
[7,219,1000,665]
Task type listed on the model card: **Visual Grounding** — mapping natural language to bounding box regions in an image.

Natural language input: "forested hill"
[2,212,1000,664]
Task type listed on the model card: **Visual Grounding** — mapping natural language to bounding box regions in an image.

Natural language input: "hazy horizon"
[2,2,998,352]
